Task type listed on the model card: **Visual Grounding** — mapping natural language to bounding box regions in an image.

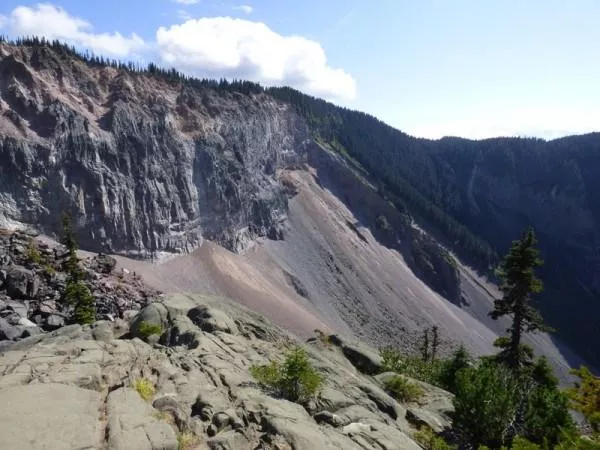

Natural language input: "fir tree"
[490,228,548,370]
[61,213,95,324]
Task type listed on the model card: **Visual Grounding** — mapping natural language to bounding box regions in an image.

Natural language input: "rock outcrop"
[0,42,309,256]
[0,293,453,449]
[0,229,159,344]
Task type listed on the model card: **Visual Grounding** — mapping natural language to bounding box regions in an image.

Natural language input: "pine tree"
[490,228,548,370]
[61,213,79,279]
[420,328,430,362]
[61,213,96,324]
[431,326,440,362]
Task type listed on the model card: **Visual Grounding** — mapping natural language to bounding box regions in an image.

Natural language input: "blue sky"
[1,0,599,139]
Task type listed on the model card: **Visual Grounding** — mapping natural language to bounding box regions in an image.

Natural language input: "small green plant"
[43,263,56,276]
[134,378,155,401]
[177,432,198,450]
[313,329,333,346]
[137,321,163,340]
[250,346,323,403]
[384,375,424,403]
[380,346,445,386]
[413,426,456,450]
[26,239,42,264]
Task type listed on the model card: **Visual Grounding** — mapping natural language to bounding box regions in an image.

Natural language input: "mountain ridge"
[0,37,597,368]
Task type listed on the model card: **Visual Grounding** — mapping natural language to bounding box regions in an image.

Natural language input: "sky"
[0,0,599,140]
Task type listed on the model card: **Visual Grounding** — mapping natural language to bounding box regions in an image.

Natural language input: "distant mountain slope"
[0,38,597,367]
[269,87,600,365]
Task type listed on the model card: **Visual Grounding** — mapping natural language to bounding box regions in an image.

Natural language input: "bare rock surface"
[0,293,449,449]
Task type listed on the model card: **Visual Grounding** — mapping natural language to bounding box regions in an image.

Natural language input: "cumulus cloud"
[172,0,200,4]
[1,4,144,57]
[0,4,356,101]
[233,5,254,15]
[156,17,356,101]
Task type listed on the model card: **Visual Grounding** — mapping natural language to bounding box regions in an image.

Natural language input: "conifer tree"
[490,228,548,370]
[61,213,96,324]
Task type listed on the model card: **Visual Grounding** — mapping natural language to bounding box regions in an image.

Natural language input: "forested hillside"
[269,87,600,365]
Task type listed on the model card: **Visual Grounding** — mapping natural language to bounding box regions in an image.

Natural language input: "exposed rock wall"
[0,43,310,256]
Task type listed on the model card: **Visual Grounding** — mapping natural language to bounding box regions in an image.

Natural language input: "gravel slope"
[111,167,584,381]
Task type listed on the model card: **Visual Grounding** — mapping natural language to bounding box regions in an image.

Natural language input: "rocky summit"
[0,293,452,450]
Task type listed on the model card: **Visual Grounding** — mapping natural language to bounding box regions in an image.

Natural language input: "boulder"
[0,317,23,340]
[92,321,114,342]
[44,314,66,330]
[188,305,238,334]
[5,266,39,299]
[90,253,117,274]
[107,388,178,450]
[130,303,168,339]
[375,372,454,432]
[329,334,383,375]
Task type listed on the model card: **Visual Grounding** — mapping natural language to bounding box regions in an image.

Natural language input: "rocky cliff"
[0,41,309,256]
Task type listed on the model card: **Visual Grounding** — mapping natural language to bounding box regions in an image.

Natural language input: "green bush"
[137,321,163,340]
[568,366,600,433]
[43,263,56,277]
[134,378,155,401]
[250,347,323,403]
[452,362,519,448]
[380,347,444,386]
[26,239,42,264]
[413,426,456,449]
[384,375,424,403]
[523,385,573,446]
[437,345,471,393]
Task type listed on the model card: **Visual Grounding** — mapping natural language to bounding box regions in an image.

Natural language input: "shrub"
[137,321,163,340]
[26,239,42,264]
[177,432,198,450]
[43,263,56,277]
[384,375,424,403]
[134,378,155,401]
[413,426,456,449]
[380,346,444,387]
[452,362,519,448]
[568,366,600,433]
[437,345,471,393]
[523,385,573,446]
[250,347,323,403]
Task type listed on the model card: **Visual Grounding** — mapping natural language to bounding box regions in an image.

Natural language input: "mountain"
[0,38,595,370]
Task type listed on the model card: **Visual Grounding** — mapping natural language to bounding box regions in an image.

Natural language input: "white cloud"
[0,14,7,29]
[233,5,254,15]
[2,4,144,57]
[406,105,600,140]
[172,0,199,4]
[156,17,356,101]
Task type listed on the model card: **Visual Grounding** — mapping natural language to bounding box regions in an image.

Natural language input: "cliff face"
[0,42,310,256]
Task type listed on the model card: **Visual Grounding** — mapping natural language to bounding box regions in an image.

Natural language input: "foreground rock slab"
[0,293,451,449]
[0,383,102,450]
